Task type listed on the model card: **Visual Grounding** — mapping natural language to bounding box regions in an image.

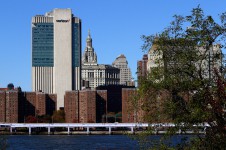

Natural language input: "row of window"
[32,45,53,51]
[35,24,53,28]
[33,35,53,39]
[33,58,53,60]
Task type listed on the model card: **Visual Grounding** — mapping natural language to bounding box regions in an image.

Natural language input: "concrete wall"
[53,9,73,109]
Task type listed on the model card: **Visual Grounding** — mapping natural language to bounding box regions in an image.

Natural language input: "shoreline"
[1,131,134,135]
[0,130,205,135]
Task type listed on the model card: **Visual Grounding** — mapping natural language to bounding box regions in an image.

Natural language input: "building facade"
[96,85,135,122]
[198,44,222,79]
[96,90,107,123]
[122,88,136,123]
[79,90,96,123]
[81,31,120,89]
[0,90,56,123]
[112,54,132,85]
[137,54,148,86]
[147,44,162,71]
[5,91,18,123]
[0,91,6,122]
[64,89,107,123]
[147,43,222,80]
[122,88,144,123]
[32,9,81,109]
[64,91,79,123]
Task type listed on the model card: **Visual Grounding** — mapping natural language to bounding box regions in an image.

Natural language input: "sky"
[0,0,226,91]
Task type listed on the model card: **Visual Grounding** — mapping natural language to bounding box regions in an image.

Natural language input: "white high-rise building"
[112,54,132,85]
[32,9,81,109]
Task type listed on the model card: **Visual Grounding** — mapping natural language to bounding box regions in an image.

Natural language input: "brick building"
[36,92,46,116]
[64,89,107,123]
[96,85,135,120]
[0,90,57,123]
[0,91,6,122]
[122,88,135,123]
[96,90,107,123]
[6,91,18,123]
[64,91,79,123]
[0,91,19,123]
[122,87,174,123]
[46,94,57,116]
[122,88,145,123]
[137,54,148,86]
[137,54,148,76]
[79,90,96,123]
[23,92,36,117]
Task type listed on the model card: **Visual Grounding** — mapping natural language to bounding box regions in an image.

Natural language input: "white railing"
[0,123,148,128]
[0,122,209,135]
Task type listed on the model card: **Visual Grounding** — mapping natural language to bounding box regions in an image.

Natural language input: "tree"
[52,110,65,123]
[38,115,52,123]
[138,6,226,149]
[25,115,37,123]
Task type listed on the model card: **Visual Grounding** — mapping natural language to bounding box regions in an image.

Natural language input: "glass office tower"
[32,9,81,109]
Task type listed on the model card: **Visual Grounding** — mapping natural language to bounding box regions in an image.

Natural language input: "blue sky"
[0,0,225,91]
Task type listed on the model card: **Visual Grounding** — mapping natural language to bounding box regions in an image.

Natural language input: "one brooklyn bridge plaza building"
[32,9,81,109]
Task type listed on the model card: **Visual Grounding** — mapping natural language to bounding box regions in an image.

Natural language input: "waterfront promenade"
[0,122,207,135]
[0,123,149,135]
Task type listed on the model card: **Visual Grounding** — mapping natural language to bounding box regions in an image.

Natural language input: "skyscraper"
[112,54,132,85]
[32,9,81,109]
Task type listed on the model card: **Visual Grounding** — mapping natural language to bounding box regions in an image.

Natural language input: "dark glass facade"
[32,23,54,67]
[32,19,81,68]
[72,22,81,68]
[72,20,81,90]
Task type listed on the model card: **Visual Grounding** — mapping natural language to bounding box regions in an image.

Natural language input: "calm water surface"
[7,135,138,150]
[6,135,192,150]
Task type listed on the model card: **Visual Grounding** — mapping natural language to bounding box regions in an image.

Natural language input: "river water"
[5,135,192,150]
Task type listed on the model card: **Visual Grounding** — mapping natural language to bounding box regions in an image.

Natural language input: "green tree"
[38,115,52,123]
[52,110,65,123]
[138,6,226,149]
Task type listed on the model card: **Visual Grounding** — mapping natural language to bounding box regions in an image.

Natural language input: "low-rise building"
[122,88,144,123]
[96,85,135,122]
[64,91,79,123]
[0,90,57,123]
[64,89,107,123]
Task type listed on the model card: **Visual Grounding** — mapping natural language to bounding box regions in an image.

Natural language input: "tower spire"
[88,29,91,38]
[82,29,97,64]
[86,29,92,48]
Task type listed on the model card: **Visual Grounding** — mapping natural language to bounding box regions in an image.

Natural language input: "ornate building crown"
[82,30,97,65]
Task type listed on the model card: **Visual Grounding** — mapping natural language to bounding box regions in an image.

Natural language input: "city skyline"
[0,0,226,91]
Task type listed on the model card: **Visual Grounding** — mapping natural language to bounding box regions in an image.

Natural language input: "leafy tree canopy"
[138,5,226,149]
